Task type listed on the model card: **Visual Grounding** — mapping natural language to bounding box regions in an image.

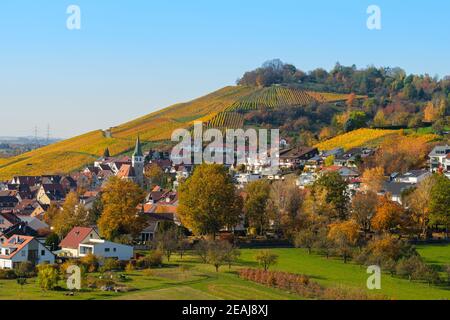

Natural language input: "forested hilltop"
[237,59,450,145]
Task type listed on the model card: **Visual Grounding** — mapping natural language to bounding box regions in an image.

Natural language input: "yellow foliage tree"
[98,176,146,240]
[361,167,385,193]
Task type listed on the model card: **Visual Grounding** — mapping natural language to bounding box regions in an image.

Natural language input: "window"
[41,250,45,256]
[113,248,116,252]
[105,248,110,252]
[22,251,26,257]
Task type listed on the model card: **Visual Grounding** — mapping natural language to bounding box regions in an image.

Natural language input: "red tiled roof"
[116,164,136,179]
[0,235,34,259]
[59,227,96,249]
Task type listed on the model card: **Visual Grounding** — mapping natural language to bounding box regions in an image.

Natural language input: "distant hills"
[0,136,61,145]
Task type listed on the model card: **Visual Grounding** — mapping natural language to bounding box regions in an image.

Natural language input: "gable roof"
[40,184,66,200]
[0,235,34,259]
[0,212,21,225]
[381,182,414,197]
[0,222,38,239]
[59,227,98,249]
[117,164,136,179]
[279,146,318,159]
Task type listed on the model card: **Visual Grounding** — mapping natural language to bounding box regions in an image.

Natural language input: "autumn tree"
[361,167,385,193]
[313,172,349,220]
[370,135,431,174]
[423,101,439,122]
[373,109,387,127]
[37,265,59,292]
[244,180,271,235]
[267,178,303,236]
[429,174,450,236]
[351,191,378,236]
[43,202,60,226]
[404,175,436,239]
[294,229,316,254]
[371,196,409,234]
[360,235,416,268]
[177,164,242,238]
[155,227,179,262]
[206,240,238,272]
[327,220,359,263]
[97,176,146,240]
[145,163,165,188]
[255,250,278,271]
[52,192,94,238]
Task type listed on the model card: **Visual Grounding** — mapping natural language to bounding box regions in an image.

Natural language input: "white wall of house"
[79,239,133,261]
[0,240,55,269]
[0,259,12,269]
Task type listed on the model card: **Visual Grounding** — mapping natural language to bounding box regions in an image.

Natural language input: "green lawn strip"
[238,248,450,300]
[416,244,450,268]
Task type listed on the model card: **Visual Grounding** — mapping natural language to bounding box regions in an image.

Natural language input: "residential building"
[59,227,101,258]
[0,235,55,269]
[78,239,133,261]
[279,147,319,169]
[380,181,415,204]
[394,170,431,184]
[58,226,133,260]
[0,196,19,211]
[0,212,20,232]
[296,172,317,189]
[36,184,66,205]
[429,145,450,173]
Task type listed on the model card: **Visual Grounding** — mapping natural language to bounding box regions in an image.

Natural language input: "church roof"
[133,136,143,157]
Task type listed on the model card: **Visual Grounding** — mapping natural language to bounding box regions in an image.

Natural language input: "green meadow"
[0,245,449,300]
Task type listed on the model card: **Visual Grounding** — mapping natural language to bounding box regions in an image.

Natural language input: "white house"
[58,226,133,261]
[59,226,102,258]
[429,145,450,172]
[78,239,133,261]
[394,170,431,184]
[0,235,55,269]
[236,173,262,185]
[296,172,317,189]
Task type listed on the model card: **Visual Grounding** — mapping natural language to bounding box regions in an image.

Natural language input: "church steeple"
[103,147,111,158]
[133,135,143,157]
[132,136,144,187]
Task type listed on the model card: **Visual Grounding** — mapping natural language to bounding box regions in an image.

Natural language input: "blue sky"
[1,0,450,138]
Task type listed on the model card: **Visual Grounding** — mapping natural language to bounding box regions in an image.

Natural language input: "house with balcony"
[429,145,450,173]
[0,235,54,269]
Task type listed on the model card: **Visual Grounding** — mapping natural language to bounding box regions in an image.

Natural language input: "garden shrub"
[0,269,17,280]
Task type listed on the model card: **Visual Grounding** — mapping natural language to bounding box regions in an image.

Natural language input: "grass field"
[1,245,449,300]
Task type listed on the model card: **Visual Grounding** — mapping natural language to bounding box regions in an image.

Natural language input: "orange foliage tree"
[371,196,409,234]
[327,220,360,263]
[361,167,385,193]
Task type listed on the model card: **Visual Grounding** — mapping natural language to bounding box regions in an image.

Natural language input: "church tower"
[132,136,144,187]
